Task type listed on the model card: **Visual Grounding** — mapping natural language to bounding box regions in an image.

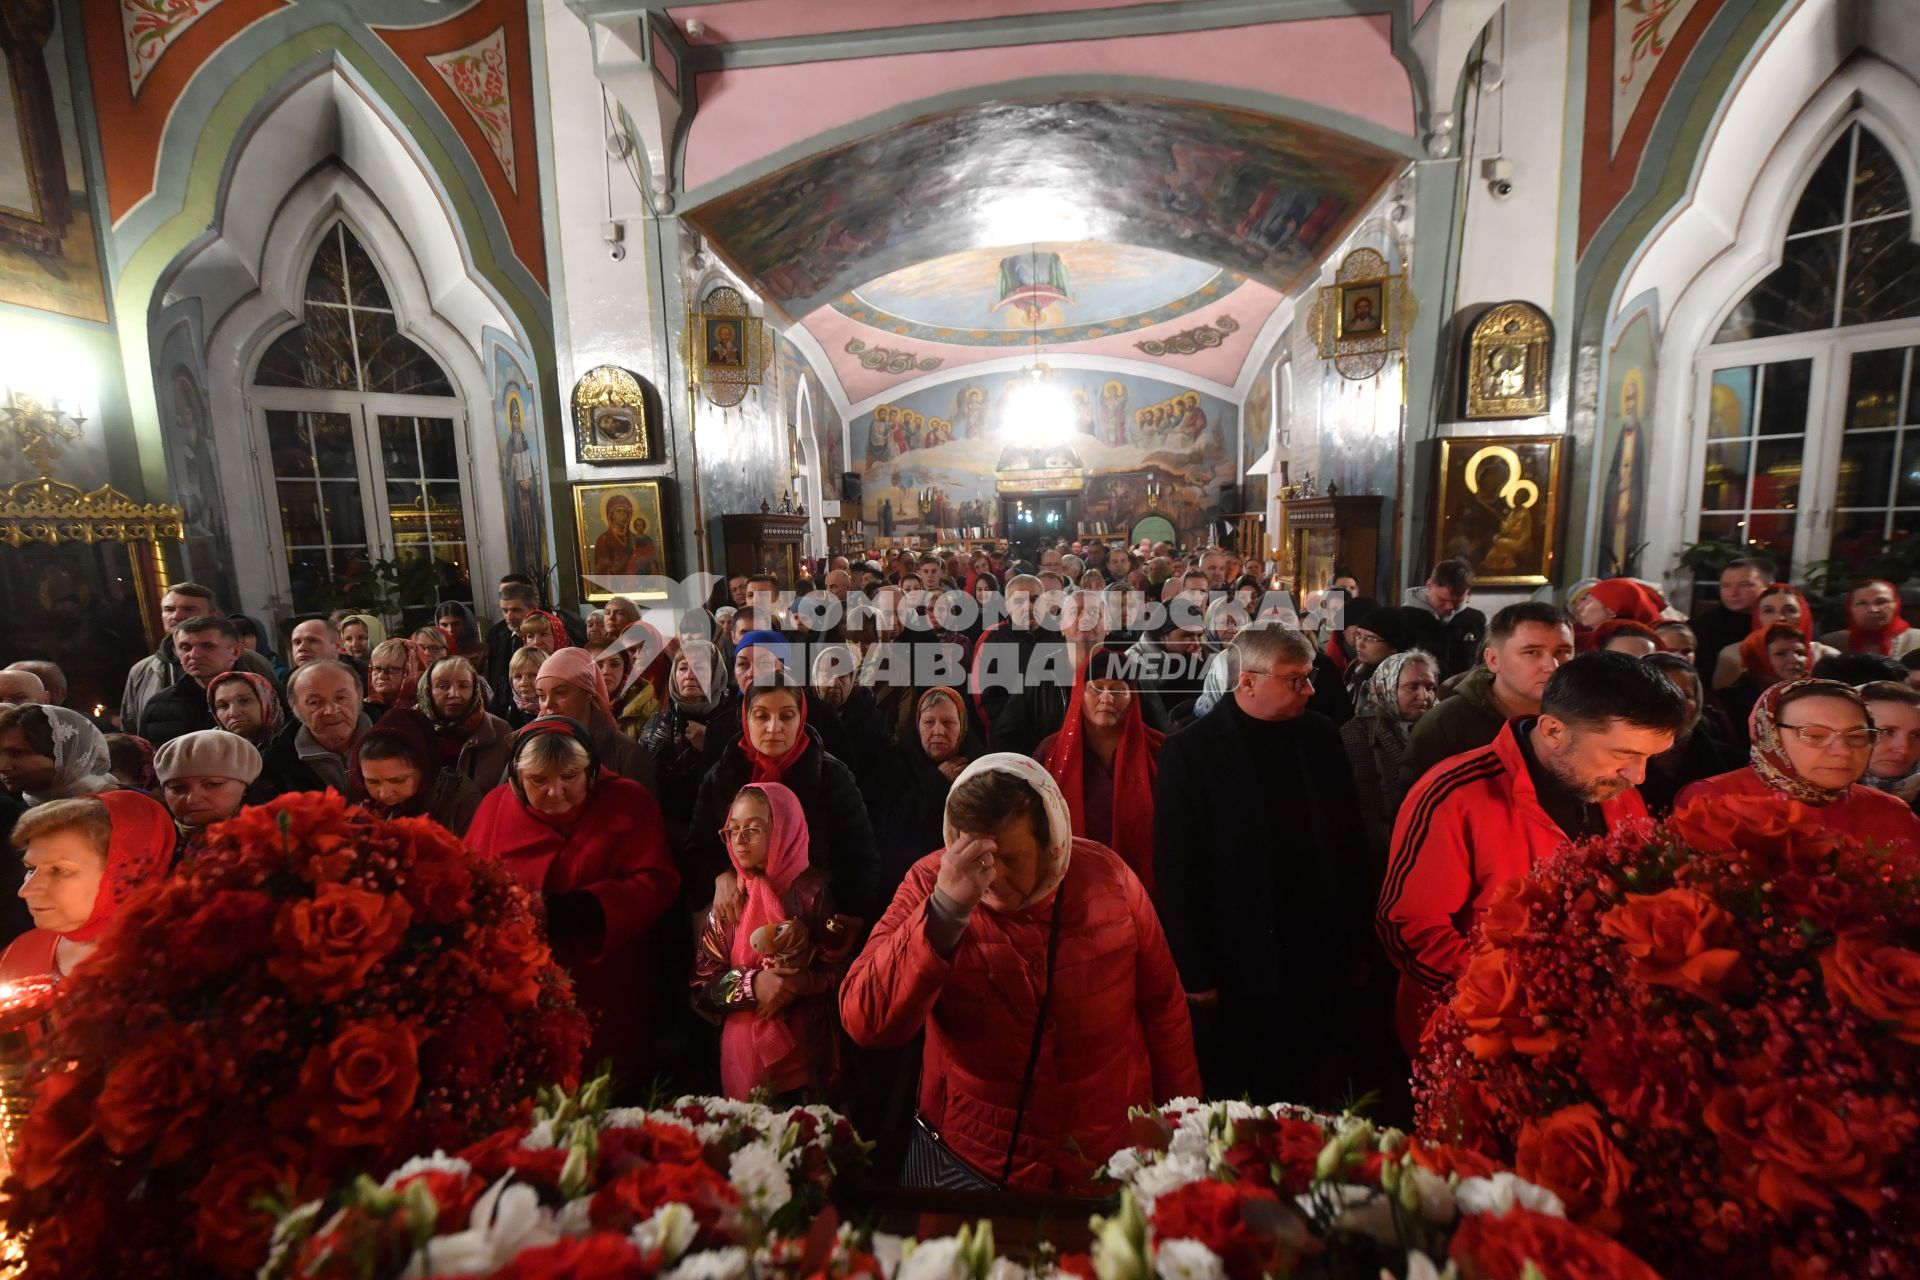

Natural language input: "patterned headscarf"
[1747,678,1874,807]
[205,670,284,746]
[1367,649,1441,745]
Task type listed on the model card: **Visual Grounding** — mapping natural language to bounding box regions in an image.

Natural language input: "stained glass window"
[253,223,454,395]
[1716,124,1920,342]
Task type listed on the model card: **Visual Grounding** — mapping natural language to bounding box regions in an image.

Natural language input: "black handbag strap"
[999,882,1066,1185]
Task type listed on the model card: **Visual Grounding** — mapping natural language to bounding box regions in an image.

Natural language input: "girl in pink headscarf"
[692,782,858,1101]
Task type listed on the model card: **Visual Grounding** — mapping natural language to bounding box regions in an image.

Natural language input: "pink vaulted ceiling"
[669,0,1178,45]
[682,17,1412,195]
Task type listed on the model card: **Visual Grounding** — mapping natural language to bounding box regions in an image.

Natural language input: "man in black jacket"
[138,617,252,747]
[1154,623,1375,1110]
[1688,557,1773,681]
[486,580,540,712]
[1403,559,1488,679]
[258,661,370,795]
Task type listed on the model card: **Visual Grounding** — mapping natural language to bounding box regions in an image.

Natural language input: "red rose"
[488,1234,643,1280]
[1599,888,1744,1000]
[1513,1104,1636,1233]
[1820,933,1920,1045]
[1449,1205,1661,1280]
[1449,949,1565,1060]
[1668,793,1847,867]
[477,918,551,1012]
[597,1117,708,1178]
[1575,1018,1707,1132]
[11,1069,101,1191]
[297,1018,420,1148]
[1480,878,1558,946]
[393,820,473,924]
[171,889,280,980]
[589,1160,740,1242]
[1406,1138,1501,1181]
[269,882,413,1000]
[1148,1178,1298,1280]
[1703,1083,1908,1216]
[94,1034,214,1161]
[189,1138,308,1273]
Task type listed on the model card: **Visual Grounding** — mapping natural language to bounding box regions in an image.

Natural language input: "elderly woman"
[0,791,175,980]
[841,755,1200,1192]
[337,613,386,663]
[412,626,451,666]
[153,729,263,846]
[350,709,482,835]
[873,687,984,891]
[415,656,515,791]
[0,705,118,804]
[364,638,423,717]
[640,640,729,830]
[535,648,657,791]
[1037,648,1164,894]
[1821,579,1920,660]
[468,718,680,1083]
[690,677,880,926]
[1338,649,1440,857]
[1679,678,1920,856]
[206,670,282,751]
[1640,652,1740,816]
[693,782,858,1101]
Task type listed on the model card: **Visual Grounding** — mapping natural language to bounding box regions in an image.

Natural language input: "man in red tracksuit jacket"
[1376,652,1689,1053]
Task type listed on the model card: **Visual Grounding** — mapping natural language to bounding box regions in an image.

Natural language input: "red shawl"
[721,782,810,1097]
[1847,579,1911,655]
[737,690,811,784]
[67,792,177,943]
[1749,585,1816,642]
[1041,655,1164,893]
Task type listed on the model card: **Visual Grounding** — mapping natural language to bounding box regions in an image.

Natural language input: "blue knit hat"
[735,629,791,668]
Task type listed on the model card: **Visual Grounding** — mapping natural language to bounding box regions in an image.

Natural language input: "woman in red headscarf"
[1571,578,1668,651]
[1680,678,1920,857]
[466,716,680,1084]
[688,677,880,930]
[693,782,858,1101]
[1820,579,1920,659]
[1710,584,1838,688]
[1,791,176,981]
[1037,646,1165,895]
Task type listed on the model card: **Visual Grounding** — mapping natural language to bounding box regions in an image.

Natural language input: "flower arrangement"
[1416,792,1920,1277]
[0,793,591,1279]
[261,1077,871,1279]
[1081,1097,1658,1280]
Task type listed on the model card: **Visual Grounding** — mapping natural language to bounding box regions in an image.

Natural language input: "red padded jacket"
[1376,721,1648,1052]
[1676,766,1920,857]
[839,838,1200,1192]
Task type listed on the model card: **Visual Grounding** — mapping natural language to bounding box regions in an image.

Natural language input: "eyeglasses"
[369,665,410,678]
[1246,668,1315,691]
[1777,724,1879,751]
[724,822,767,840]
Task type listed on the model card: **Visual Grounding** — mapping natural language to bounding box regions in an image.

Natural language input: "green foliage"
[309,555,443,624]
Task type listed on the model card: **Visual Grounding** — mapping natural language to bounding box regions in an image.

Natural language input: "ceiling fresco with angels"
[686,95,1403,322]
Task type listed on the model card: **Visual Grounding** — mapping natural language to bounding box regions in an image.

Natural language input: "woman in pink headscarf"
[534,647,657,791]
[693,782,858,1101]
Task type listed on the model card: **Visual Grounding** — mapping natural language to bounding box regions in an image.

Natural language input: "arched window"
[250,222,474,614]
[1694,122,1920,573]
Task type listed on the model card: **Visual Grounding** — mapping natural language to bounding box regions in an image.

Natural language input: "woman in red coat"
[467,716,681,1087]
[1678,678,1920,857]
[1,791,175,981]
[840,753,1199,1194]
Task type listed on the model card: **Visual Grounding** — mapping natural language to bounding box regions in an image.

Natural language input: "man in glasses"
[1153,623,1372,1109]
[1378,652,1686,1055]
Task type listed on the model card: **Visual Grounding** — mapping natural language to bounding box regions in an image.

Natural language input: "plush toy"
[749,917,813,969]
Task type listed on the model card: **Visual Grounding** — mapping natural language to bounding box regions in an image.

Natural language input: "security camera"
[1482,157,1514,200]
[1489,179,1514,200]
[609,243,627,262]
[602,219,626,261]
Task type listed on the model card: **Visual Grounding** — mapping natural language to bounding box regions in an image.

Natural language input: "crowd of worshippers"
[2,545,1919,1193]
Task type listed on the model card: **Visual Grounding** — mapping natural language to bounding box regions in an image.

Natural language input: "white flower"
[521,1119,557,1151]
[1153,1239,1225,1280]
[663,1246,751,1280]
[553,1196,595,1238]
[1128,1153,1207,1208]
[870,1231,911,1278]
[263,1199,324,1277]
[1105,1147,1147,1185]
[632,1203,698,1265]
[382,1153,473,1189]
[1301,1184,1401,1248]
[400,1178,556,1277]
[728,1140,793,1217]
[1398,1251,1459,1280]
[602,1107,657,1129]
[897,1237,965,1280]
[1166,1123,1211,1163]
[1454,1173,1565,1219]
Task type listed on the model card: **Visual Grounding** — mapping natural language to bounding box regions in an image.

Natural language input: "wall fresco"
[0,8,108,322]
[1596,308,1654,577]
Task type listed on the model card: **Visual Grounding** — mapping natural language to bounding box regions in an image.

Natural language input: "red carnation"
[487,1234,644,1280]
[597,1117,708,1178]
[1449,1205,1661,1280]
[296,1018,420,1149]
[589,1160,740,1242]
[1218,1114,1327,1195]
[1513,1105,1635,1233]
[457,1125,570,1192]
[1406,1138,1501,1181]
[1820,932,1920,1045]
[1148,1178,1298,1280]
[392,1168,488,1232]
[269,882,413,1000]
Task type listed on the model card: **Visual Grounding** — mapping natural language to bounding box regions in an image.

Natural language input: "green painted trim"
[106,28,556,512]
[523,3,577,606]
[679,74,1420,209]
[686,0,1399,72]
[1555,0,1596,576]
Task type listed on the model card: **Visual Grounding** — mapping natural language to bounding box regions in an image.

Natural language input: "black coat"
[1690,604,1751,682]
[1405,603,1488,680]
[833,685,896,785]
[136,674,218,747]
[638,698,724,823]
[699,687,853,774]
[1308,653,1355,728]
[1641,724,1741,817]
[686,728,881,923]
[977,626,1070,757]
[869,724,987,894]
[257,725,340,796]
[1153,696,1372,1005]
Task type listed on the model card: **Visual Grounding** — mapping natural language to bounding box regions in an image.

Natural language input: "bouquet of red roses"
[1416,791,1920,1277]
[0,792,591,1279]
[1089,1098,1659,1280]
[261,1077,870,1279]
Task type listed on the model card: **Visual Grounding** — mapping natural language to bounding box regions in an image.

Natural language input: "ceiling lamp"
[999,363,1075,446]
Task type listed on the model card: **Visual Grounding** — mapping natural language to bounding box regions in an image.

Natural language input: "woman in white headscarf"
[0,705,119,805]
[840,753,1199,1194]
